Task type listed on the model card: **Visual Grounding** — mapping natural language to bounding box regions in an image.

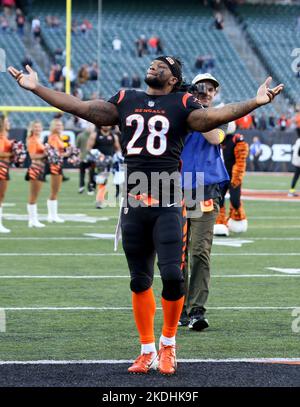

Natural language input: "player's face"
[32,122,42,135]
[193,80,217,107]
[144,60,174,89]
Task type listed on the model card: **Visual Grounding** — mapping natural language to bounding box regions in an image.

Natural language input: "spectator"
[77,64,90,84]
[0,16,9,33]
[249,136,263,171]
[88,62,99,81]
[278,115,288,131]
[135,35,148,57]
[195,56,204,72]
[148,35,163,54]
[121,73,130,88]
[215,12,224,30]
[49,64,63,91]
[31,16,41,41]
[80,19,92,35]
[62,65,76,88]
[269,115,276,128]
[157,36,163,54]
[71,19,78,34]
[148,36,158,54]
[21,55,33,70]
[251,113,257,128]
[2,0,16,16]
[45,15,61,29]
[15,8,25,37]
[83,19,92,30]
[131,74,141,89]
[80,21,87,35]
[112,37,122,51]
[257,113,267,131]
[236,113,253,129]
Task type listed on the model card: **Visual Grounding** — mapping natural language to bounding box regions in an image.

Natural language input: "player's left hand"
[256,77,284,106]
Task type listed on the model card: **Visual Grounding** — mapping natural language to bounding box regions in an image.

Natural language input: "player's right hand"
[7,65,39,91]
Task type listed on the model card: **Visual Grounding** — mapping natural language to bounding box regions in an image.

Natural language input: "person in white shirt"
[112,37,122,51]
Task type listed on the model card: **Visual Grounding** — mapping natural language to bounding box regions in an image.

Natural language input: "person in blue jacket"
[179,73,229,330]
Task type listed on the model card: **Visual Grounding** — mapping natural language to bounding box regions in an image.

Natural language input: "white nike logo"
[167,203,177,207]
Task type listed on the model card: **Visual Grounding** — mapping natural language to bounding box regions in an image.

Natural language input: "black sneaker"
[188,310,209,331]
[178,309,189,327]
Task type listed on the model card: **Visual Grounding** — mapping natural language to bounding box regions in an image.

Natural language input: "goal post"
[0,0,72,114]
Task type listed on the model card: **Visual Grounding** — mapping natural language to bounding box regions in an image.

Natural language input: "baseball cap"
[192,73,220,89]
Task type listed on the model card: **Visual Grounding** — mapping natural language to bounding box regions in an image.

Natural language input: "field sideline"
[0,170,299,386]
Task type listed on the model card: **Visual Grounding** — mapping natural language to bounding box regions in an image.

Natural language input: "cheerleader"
[46,118,66,223]
[0,114,13,233]
[26,120,47,228]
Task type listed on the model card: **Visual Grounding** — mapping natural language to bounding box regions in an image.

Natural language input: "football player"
[8,58,283,375]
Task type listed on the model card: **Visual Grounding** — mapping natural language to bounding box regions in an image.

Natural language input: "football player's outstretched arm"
[187,77,284,134]
[7,65,119,127]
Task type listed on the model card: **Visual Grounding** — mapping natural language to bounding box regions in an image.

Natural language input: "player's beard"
[144,75,165,89]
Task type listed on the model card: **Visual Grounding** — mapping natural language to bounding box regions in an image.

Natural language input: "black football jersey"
[93,132,114,156]
[108,89,203,200]
[108,89,203,174]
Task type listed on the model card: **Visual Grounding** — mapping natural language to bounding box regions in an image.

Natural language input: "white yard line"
[248,217,300,220]
[0,252,300,256]
[0,306,297,311]
[0,357,299,365]
[0,238,104,241]
[0,274,299,279]
[1,236,300,242]
[0,253,123,256]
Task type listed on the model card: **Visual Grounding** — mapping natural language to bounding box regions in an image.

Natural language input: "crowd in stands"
[0,0,25,36]
[1,0,300,132]
[135,34,163,57]
[120,73,141,89]
[237,107,300,132]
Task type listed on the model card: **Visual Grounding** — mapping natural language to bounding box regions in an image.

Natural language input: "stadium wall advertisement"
[8,128,299,172]
[242,130,298,172]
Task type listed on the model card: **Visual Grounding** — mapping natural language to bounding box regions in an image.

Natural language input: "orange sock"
[96,185,106,202]
[132,288,156,344]
[161,296,185,338]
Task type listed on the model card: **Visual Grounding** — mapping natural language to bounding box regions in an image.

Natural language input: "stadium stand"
[35,0,261,102]
[0,31,52,126]
[0,0,294,126]
[234,3,300,106]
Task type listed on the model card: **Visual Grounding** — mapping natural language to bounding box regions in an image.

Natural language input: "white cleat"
[228,218,248,233]
[0,224,10,233]
[29,220,46,228]
[214,224,229,236]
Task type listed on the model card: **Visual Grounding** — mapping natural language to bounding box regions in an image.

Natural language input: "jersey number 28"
[126,114,169,156]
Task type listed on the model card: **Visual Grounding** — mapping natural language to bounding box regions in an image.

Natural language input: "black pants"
[121,204,186,300]
[220,183,241,210]
[291,166,300,189]
[79,161,94,190]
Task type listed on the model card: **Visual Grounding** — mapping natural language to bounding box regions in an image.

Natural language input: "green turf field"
[0,170,299,361]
